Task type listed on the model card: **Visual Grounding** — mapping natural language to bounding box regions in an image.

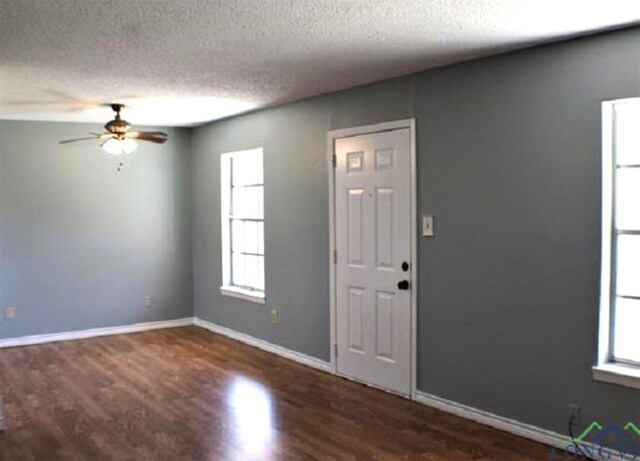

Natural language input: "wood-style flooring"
[0,326,555,460]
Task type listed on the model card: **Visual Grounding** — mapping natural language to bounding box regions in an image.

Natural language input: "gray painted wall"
[192,27,640,437]
[0,121,193,338]
[191,76,415,360]
[415,27,640,440]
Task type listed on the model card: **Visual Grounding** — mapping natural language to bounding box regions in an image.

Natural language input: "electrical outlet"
[5,307,16,320]
[568,404,581,426]
[269,309,279,324]
[143,295,152,308]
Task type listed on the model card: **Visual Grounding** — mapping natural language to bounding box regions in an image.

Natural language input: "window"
[595,98,640,388]
[220,148,265,304]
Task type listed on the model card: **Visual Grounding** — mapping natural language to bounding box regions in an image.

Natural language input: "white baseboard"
[0,316,628,459]
[193,317,331,372]
[415,391,628,461]
[0,317,194,348]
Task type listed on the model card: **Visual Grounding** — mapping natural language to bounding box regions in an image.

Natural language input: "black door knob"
[401,262,410,272]
[397,280,410,290]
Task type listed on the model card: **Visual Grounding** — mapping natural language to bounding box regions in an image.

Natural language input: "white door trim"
[327,118,418,399]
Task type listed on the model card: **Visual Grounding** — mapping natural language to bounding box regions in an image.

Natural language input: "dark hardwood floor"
[0,326,554,460]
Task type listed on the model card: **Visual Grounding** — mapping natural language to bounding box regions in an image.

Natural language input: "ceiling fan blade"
[59,132,114,144]
[59,136,101,144]
[129,131,168,144]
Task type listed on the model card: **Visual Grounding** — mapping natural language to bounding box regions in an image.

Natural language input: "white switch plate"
[5,307,17,320]
[143,295,152,308]
[422,215,434,237]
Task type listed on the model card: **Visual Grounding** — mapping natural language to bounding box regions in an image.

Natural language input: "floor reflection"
[227,376,276,459]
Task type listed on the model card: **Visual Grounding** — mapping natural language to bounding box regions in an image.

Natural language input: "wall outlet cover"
[5,307,17,320]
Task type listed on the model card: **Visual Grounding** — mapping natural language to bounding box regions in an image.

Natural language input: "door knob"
[401,261,410,272]
[397,280,410,290]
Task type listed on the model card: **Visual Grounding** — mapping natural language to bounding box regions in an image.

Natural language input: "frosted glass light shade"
[102,138,138,155]
[102,138,123,155]
[121,138,138,154]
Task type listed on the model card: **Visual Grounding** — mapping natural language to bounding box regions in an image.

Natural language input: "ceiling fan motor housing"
[105,104,131,138]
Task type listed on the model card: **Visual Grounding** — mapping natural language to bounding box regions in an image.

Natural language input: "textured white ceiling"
[1,0,639,127]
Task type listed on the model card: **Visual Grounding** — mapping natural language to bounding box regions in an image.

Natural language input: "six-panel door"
[335,128,412,396]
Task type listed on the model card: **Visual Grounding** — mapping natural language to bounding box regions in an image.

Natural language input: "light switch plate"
[422,215,434,237]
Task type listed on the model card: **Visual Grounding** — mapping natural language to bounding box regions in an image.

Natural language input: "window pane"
[244,255,260,289]
[243,220,259,254]
[615,103,640,166]
[613,297,640,363]
[616,168,640,230]
[258,222,264,255]
[232,150,263,186]
[232,219,245,253]
[616,235,640,298]
[232,252,246,287]
[258,255,265,291]
[232,186,261,219]
[231,187,247,217]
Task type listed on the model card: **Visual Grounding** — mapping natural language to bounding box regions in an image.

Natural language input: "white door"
[334,128,412,396]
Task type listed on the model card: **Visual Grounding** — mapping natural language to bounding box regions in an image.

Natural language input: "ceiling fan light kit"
[59,103,168,158]
[101,137,137,156]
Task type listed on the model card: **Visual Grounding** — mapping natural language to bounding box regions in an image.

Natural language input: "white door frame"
[327,118,418,399]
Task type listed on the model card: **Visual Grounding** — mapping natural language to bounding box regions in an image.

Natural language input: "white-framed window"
[220,147,265,304]
[594,98,640,388]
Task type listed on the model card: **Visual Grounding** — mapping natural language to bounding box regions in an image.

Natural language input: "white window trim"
[220,285,266,304]
[220,147,266,304]
[593,98,640,389]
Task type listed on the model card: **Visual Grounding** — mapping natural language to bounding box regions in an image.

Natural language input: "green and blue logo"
[551,421,640,459]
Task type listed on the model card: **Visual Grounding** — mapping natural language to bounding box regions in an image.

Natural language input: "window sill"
[220,286,265,305]
[593,363,640,390]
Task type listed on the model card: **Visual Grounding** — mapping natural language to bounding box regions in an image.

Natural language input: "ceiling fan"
[59,104,168,155]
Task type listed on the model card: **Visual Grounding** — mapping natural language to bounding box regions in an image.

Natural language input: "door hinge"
[332,154,337,168]
[334,343,338,358]
[333,249,337,264]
